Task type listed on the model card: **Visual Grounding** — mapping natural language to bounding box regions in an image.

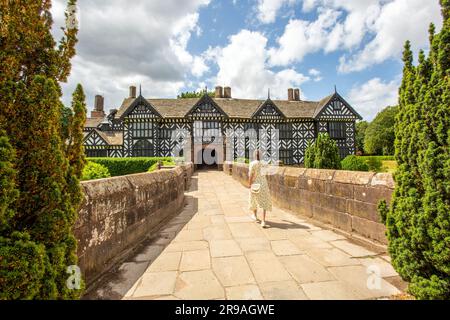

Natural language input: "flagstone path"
[90,170,404,300]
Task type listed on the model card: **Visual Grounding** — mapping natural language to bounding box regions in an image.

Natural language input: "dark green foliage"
[88,157,175,177]
[341,155,369,172]
[365,157,383,172]
[81,162,111,181]
[355,121,369,154]
[0,0,83,299]
[148,159,176,172]
[359,155,395,161]
[0,232,47,300]
[382,2,450,299]
[60,104,73,142]
[304,133,341,170]
[364,106,398,155]
[67,84,87,179]
[177,91,214,99]
[0,132,18,234]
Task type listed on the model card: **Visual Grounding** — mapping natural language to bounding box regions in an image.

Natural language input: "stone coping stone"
[333,170,375,185]
[371,173,395,189]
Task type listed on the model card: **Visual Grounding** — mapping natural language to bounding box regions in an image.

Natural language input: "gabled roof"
[186,94,228,118]
[252,99,286,118]
[112,92,359,120]
[116,96,163,120]
[85,117,104,128]
[314,93,362,120]
[84,129,123,146]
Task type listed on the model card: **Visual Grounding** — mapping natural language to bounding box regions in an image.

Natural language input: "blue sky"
[52,0,443,121]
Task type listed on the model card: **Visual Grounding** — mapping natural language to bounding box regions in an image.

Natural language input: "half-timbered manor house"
[83,86,362,167]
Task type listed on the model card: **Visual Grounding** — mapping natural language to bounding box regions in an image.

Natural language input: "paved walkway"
[100,171,403,300]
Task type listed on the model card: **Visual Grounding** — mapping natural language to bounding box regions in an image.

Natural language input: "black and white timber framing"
[83,87,362,165]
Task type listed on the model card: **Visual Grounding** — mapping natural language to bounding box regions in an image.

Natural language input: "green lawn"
[381,160,398,173]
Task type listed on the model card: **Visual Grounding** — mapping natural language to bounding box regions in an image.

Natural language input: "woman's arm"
[248,171,254,187]
[248,164,255,187]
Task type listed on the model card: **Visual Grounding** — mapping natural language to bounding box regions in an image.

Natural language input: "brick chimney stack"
[288,88,294,101]
[215,86,223,98]
[129,86,137,99]
[223,87,232,99]
[294,89,300,101]
[91,95,106,118]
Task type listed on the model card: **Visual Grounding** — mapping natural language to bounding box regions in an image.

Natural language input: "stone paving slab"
[212,256,256,287]
[120,171,404,301]
[180,250,211,272]
[225,285,263,300]
[210,239,243,258]
[259,281,309,300]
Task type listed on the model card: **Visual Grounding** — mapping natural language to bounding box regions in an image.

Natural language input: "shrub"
[365,157,383,172]
[341,155,369,172]
[0,1,83,299]
[305,133,341,170]
[380,6,450,299]
[0,132,18,234]
[81,162,111,181]
[148,159,176,172]
[364,106,398,155]
[0,232,47,300]
[88,157,174,176]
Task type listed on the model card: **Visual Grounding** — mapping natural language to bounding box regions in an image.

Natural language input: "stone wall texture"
[75,163,193,284]
[224,161,393,245]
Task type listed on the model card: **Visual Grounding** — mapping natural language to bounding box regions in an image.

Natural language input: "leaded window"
[131,122,154,138]
[328,122,346,139]
[279,150,293,165]
[332,99,342,111]
[279,123,292,139]
[86,149,107,157]
[194,121,220,143]
[132,139,154,157]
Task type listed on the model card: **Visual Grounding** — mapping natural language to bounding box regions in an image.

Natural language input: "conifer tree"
[0,0,82,299]
[381,1,450,299]
[304,133,341,170]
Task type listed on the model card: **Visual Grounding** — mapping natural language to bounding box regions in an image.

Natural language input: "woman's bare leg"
[251,209,258,221]
[262,210,266,223]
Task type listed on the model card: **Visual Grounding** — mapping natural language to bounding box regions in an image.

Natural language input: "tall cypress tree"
[0,0,82,299]
[381,1,450,299]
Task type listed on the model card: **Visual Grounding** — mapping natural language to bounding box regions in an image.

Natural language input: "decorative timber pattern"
[83,91,362,163]
[128,104,159,119]
[84,130,107,146]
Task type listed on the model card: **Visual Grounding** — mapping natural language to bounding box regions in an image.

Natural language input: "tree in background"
[380,1,450,299]
[0,0,84,299]
[304,133,341,170]
[364,106,398,155]
[355,121,369,155]
[177,90,215,99]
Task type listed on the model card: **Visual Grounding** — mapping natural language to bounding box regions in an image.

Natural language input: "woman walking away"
[248,150,272,228]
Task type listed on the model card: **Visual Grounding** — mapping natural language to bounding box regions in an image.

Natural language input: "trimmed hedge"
[81,162,111,181]
[341,155,369,172]
[148,159,176,172]
[87,157,175,177]
[359,155,395,161]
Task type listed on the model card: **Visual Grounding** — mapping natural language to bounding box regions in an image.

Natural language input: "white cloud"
[256,0,297,24]
[338,0,442,73]
[267,0,442,73]
[268,8,342,66]
[309,68,322,82]
[51,0,210,111]
[348,77,399,121]
[206,30,309,99]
